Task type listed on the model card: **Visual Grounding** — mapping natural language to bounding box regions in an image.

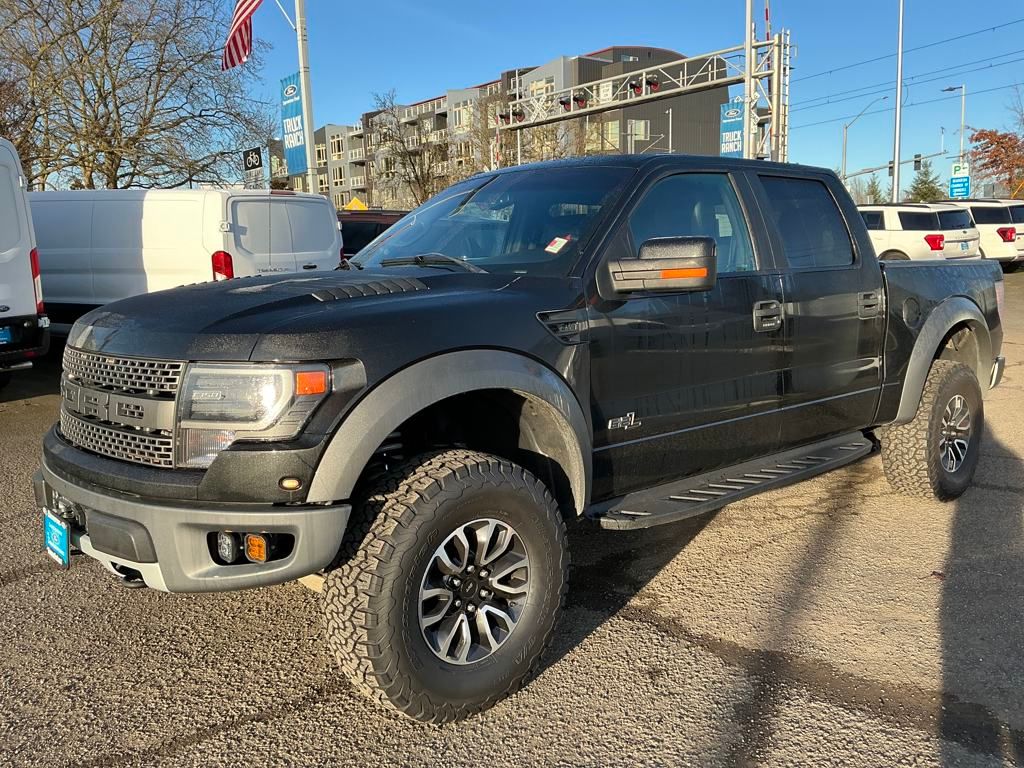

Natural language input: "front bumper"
[35,458,350,593]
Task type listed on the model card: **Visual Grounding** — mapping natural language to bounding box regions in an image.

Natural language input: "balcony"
[350,175,366,188]
[348,147,365,162]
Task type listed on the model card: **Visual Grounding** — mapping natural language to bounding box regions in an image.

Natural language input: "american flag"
[221,0,263,71]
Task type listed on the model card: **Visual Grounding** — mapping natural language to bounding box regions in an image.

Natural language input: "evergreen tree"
[865,174,886,204]
[905,160,945,202]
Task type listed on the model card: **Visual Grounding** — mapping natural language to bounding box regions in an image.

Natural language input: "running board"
[588,433,874,531]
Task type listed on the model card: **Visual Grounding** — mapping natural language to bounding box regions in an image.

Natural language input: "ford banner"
[280,73,307,176]
[719,97,744,159]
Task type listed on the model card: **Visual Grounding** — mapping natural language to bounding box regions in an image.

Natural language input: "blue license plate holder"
[0,326,11,345]
[960,241,969,251]
[43,510,70,568]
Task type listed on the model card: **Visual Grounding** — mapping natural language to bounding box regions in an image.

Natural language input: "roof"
[480,153,832,178]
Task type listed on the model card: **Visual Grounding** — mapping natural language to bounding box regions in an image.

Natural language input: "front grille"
[63,347,184,396]
[59,410,175,468]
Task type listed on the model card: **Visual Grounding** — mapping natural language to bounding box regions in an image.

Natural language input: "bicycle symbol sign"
[242,147,263,171]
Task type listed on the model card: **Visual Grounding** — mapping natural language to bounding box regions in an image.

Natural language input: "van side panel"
[30,196,96,316]
[0,144,37,319]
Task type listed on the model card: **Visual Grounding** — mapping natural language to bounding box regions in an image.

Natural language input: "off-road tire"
[322,449,569,723]
[880,360,983,500]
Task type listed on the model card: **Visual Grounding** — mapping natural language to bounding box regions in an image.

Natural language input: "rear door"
[284,197,339,271]
[230,197,291,274]
[750,172,885,448]
[0,142,37,328]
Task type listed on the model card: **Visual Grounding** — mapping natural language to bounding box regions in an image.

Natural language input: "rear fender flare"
[893,295,992,424]
[306,350,592,513]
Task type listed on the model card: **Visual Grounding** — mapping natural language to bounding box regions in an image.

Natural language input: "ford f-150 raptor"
[35,155,1005,723]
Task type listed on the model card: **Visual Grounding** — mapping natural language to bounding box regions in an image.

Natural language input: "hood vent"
[311,277,427,302]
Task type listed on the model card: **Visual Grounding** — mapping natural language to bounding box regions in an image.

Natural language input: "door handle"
[858,291,881,319]
[302,263,318,270]
[752,300,783,332]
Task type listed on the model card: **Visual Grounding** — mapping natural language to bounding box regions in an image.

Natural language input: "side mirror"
[607,236,717,294]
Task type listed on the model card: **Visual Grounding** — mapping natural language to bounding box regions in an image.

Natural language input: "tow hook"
[111,564,147,589]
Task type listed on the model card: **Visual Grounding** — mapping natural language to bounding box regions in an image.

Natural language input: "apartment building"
[288,45,728,208]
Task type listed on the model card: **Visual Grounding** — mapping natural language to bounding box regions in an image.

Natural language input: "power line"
[790,80,1024,130]
[791,54,1024,113]
[794,18,1024,83]
[793,48,1024,110]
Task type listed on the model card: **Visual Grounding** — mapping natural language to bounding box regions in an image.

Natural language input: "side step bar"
[588,433,874,531]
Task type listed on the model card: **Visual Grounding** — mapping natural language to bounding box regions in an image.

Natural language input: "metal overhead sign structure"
[495,0,792,164]
[949,162,970,199]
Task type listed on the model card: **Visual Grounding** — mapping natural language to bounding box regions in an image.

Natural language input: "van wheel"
[322,449,568,723]
[879,251,910,261]
[880,360,983,501]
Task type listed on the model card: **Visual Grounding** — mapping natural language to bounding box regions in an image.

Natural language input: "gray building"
[289,44,728,207]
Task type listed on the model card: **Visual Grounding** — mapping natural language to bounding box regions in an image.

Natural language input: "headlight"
[176,363,330,468]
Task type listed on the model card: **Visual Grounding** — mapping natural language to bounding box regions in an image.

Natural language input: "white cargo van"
[29,189,342,329]
[0,137,49,389]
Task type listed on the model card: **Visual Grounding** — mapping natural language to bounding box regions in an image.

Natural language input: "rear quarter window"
[759,176,854,268]
[897,211,940,231]
[860,210,884,230]
[1008,205,1024,224]
[971,206,1010,225]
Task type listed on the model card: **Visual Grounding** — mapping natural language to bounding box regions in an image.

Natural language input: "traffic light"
[888,161,894,177]
[913,153,922,171]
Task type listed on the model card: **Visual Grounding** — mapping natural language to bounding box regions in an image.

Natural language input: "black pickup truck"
[35,155,1004,723]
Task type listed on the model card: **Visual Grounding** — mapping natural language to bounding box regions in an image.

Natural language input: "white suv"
[858,203,981,261]
[947,199,1024,272]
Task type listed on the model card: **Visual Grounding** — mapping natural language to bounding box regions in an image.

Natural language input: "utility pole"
[942,84,967,163]
[295,0,318,195]
[841,96,888,182]
[743,0,755,160]
[891,0,905,202]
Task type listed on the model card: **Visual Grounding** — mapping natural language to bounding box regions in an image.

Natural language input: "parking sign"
[949,162,970,199]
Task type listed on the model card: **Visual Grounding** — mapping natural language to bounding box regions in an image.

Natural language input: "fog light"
[217,531,240,563]
[279,477,302,491]
[244,533,268,563]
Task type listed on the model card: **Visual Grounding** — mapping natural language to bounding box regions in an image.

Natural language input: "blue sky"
[254,0,1023,187]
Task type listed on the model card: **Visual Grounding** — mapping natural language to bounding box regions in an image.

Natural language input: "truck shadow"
[0,338,63,404]
[939,431,1024,764]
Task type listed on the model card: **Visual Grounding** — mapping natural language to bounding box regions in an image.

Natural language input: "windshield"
[971,206,1010,225]
[937,209,973,230]
[353,166,633,276]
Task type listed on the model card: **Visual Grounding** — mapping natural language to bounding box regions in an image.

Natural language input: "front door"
[588,171,787,500]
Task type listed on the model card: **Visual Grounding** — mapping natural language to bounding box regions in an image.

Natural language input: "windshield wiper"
[380,253,488,273]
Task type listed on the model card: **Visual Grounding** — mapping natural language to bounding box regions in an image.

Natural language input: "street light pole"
[294,0,318,195]
[942,84,967,163]
[891,0,905,202]
[841,96,888,182]
[666,108,673,153]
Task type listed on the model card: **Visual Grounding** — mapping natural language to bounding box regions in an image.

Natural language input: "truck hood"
[66,269,556,361]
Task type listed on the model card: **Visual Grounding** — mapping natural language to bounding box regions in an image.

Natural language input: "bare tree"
[0,0,273,189]
[370,91,451,207]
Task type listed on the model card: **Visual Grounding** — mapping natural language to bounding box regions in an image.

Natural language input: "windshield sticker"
[545,236,571,254]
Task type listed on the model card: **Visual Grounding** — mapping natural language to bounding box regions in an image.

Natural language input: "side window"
[860,211,883,230]
[627,173,756,273]
[759,176,854,269]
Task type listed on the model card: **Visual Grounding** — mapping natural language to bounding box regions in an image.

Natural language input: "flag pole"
[294,0,318,195]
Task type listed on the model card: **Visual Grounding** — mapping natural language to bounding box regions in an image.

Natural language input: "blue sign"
[720,97,745,158]
[280,73,307,176]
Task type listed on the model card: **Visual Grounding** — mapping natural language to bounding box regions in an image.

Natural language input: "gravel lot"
[2,275,1023,767]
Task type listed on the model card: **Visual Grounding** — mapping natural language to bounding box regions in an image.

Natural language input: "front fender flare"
[893,295,992,425]
[306,350,592,513]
